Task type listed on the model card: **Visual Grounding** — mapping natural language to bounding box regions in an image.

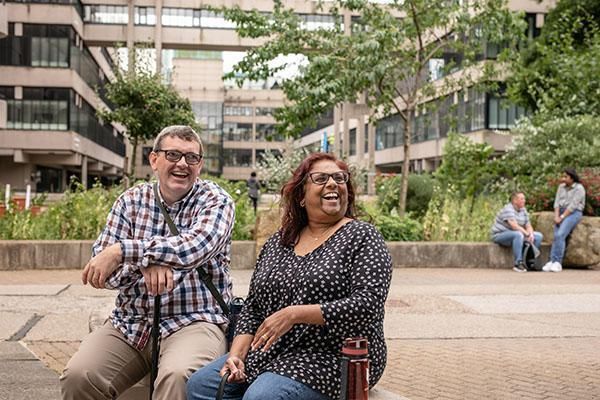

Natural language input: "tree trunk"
[398,115,412,217]
[129,136,138,186]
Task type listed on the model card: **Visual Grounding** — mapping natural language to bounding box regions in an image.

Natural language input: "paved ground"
[1,268,599,399]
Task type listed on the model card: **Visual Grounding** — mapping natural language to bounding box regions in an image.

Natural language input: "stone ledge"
[0,240,256,270]
[3,239,597,271]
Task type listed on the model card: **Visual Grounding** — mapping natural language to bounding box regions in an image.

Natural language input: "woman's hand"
[251,306,297,352]
[220,355,247,383]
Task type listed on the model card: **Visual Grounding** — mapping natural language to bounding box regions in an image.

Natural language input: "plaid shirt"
[93,179,235,350]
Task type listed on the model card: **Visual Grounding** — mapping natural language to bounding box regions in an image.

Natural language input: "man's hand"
[82,243,122,289]
[141,265,174,296]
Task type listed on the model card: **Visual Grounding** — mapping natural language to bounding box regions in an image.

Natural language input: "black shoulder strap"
[153,183,229,315]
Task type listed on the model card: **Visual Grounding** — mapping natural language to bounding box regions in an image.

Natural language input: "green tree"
[507,0,600,117]
[98,69,199,181]
[501,115,600,192]
[219,0,525,215]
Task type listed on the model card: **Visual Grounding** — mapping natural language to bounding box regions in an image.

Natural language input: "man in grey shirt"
[491,191,543,272]
[542,168,586,273]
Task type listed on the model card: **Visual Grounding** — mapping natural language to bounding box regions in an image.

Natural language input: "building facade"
[0,0,557,195]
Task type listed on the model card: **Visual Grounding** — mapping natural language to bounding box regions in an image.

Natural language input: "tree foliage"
[507,0,600,117]
[98,69,199,180]
[433,132,498,198]
[500,115,600,192]
[219,0,525,214]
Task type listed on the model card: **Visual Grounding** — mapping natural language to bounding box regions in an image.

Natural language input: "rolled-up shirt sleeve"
[320,225,392,340]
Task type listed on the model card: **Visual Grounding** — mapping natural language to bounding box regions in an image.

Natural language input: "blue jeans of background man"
[493,230,543,264]
[550,209,582,263]
[186,354,330,400]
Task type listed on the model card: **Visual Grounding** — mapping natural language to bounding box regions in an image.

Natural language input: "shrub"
[360,201,423,241]
[501,115,600,192]
[202,175,255,240]
[0,181,121,240]
[376,173,434,218]
[0,178,256,241]
[423,186,505,242]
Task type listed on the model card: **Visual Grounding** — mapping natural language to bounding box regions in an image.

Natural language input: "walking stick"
[149,294,161,400]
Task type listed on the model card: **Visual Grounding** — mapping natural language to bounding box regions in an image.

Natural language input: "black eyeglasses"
[307,171,349,185]
[155,149,203,165]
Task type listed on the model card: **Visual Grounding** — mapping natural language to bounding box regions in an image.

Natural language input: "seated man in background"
[491,191,543,273]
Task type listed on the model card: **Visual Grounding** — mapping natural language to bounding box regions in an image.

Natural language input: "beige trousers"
[60,320,227,400]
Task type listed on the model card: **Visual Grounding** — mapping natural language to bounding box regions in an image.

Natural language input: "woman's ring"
[261,334,269,340]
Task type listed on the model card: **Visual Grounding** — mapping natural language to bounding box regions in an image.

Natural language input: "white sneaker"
[542,261,554,272]
[550,262,562,272]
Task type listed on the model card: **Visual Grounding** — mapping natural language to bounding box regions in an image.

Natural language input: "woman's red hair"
[279,152,356,247]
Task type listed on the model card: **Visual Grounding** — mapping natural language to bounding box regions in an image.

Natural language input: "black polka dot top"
[235,220,393,399]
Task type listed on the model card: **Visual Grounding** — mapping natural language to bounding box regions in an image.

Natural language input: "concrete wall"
[0,240,556,271]
[0,240,257,270]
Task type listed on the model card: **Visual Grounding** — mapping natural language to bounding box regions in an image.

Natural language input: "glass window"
[162,8,198,27]
[223,149,252,167]
[349,128,356,156]
[84,5,128,24]
[135,7,156,25]
[142,146,153,166]
[199,10,236,29]
[223,122,252,141]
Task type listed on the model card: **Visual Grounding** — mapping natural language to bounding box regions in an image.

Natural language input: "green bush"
[423,186,505,242]
[202,175,255,240]
[359,201,423,241]
[0,178,256,241]
[376,173,434,218]
[0,181,120,240]
[501,115,600,192]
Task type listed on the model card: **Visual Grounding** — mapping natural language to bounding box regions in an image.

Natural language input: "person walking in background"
[60,126,235,400]
[187,152,392,400]
[542,168,586,273]
[491,191,543,273]
[246,171,260,214]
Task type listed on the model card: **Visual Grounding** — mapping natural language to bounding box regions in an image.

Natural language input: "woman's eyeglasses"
[155,150,203,165]
[307,171,349,185]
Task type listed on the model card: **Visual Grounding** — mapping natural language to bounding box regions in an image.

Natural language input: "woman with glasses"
[187,152,392,400]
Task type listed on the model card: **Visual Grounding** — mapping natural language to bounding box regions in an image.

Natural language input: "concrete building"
[0,0,557,194]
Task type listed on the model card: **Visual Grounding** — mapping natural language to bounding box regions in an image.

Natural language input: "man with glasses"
[60,125,235,400]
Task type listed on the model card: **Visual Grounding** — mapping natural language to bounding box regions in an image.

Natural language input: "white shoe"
[550,262,562,272]
[542,261,554,272]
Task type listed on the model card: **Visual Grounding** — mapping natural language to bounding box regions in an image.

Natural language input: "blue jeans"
[493,230,543,264]
[186,354,330,400]
[550,210,582,263]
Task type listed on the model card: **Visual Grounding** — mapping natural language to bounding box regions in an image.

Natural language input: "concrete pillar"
[356,115,365,163]
[333,105,341,157]
[367,122,376,195]
[81,155,88,189]
[127,0,135,73]
[342,104,349,159]
[154,0,163,73]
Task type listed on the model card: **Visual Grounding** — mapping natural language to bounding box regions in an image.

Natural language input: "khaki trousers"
[60,320,227,400]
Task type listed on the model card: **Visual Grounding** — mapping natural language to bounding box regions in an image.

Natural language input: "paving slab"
[448,294,600,314]
[0,284,68,296]
[0,312,34,340]
[0,341,60,400]
[384,313,600,339]
[26,312,91,341]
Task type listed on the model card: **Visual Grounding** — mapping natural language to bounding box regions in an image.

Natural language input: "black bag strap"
[153,183,230,315]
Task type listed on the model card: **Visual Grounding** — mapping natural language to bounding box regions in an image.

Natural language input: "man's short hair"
[153,125,203,154]
[510,191,524,202]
